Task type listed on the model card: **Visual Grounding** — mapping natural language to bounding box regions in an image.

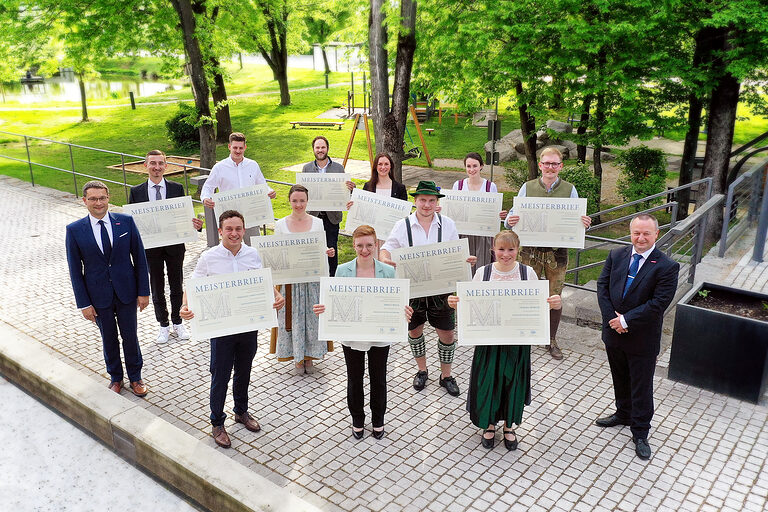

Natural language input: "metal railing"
[719,157,768,257]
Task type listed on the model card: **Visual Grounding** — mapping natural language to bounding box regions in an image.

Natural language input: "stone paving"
[1,175,767,512]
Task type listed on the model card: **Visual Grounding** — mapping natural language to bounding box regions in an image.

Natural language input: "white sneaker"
[156,325,171,344]
[174,323,189,340]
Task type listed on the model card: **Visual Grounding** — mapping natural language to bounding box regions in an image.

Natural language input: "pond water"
[1,73,185,104]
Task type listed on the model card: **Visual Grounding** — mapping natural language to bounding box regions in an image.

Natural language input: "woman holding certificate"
[448,231,561,450]
[362,153,408,200]
[272,185,335,374]
[451,152,508,268]
[313,225,412,439]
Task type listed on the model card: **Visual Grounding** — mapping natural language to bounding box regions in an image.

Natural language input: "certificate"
[296,173,351,211]
[250,231,329,285]
[317,277,410,342]
[439,189,503,236]
[344,188,412,240]
[392,239,471,298]
[186,268,277,341]
[213,184,274,229]
[122,195,197,249]
[512,197,587,248]
[456,280,550,345]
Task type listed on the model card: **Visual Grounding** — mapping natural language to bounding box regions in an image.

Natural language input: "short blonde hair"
[493,230,521,251]
[539,147,563,162]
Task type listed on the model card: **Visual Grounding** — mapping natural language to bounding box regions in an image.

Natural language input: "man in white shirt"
[180,210,284,449]
[380,181,476,397]
[201,132,276,244]
[128,150,203,344]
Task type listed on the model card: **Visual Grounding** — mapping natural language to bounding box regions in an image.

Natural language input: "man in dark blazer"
[129,150,203,344]
[301,135,355,276]
[66,180,151,396]
[596,214,679,460]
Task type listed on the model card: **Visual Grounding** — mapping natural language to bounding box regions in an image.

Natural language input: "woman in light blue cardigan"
[314,225,412,440]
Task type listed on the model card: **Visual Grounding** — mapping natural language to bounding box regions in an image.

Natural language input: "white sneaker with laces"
[174,323,190,340]
[156,325,171,344]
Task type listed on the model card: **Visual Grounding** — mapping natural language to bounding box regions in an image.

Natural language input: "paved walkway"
[1,176,767,512]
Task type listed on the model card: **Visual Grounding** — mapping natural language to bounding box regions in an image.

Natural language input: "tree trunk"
[592,89,606,211]
[258,3,291,106]
[77,75,88,122]
[170,0,216,169]
[514,80,538,180]
[210,58,231,144]
[321,46,331,74]
[576,94,592,163]
[369,0,389,157]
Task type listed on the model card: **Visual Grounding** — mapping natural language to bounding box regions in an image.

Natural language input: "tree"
[369,0,417,182]
[304,4,352,74]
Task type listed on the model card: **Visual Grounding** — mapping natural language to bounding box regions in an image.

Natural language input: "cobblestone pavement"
[1,176,766,512]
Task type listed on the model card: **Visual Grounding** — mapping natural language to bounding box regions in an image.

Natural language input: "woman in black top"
[362,153,408,200]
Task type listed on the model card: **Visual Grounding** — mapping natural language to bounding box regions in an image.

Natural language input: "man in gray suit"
[301,135,355,275]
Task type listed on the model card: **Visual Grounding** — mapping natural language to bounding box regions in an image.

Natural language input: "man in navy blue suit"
[66,180,151,396]
[596,214,679,460]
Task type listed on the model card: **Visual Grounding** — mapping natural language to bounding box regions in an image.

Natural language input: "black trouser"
[209,331,258,427]
[147,250,184,326]
[343,345,390,428]
[605,345,656,440]
[319,212,339,276]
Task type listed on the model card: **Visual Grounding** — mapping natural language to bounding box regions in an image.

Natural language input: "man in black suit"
[595,214,679,460]
[129,150,203,344]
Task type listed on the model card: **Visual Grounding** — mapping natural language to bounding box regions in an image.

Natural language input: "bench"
[290,121,344,130]
[426,128,435,136]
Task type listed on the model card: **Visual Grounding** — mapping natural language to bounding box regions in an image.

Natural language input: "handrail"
[658,194,724,242]
[586,178,712,219]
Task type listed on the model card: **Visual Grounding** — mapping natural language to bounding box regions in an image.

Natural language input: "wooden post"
[409,105,432,167]
[363,114,374,169]
[454,112,458,125]
[343,114,360,168]
[438,107,443,125]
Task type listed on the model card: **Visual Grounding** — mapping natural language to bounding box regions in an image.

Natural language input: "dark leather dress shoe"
[439,375,460,397]
[129,380,148,397]
[212,426,231,448]
[352,428,364,440]
[503,430,518,451]
[108,381,123,393]
[234,412,261,432]
[372,428,384,440]
[481,429,495,449]
[413,370,428,391]
[633,437,651,460]
[595,414,631,428]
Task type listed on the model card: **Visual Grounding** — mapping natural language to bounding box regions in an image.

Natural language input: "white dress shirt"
[619,244,656,328]
[200,156,273,200]
[381,212,459,251]
[147,178,166,201]
[503,178,580,229]
[89,214,113,254]
[452,178,498,193]
[191,242,263,278]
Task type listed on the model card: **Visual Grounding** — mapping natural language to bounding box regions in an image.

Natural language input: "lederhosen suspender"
[482,263,528,281]
[458,179,492,192]
[405,213,442,246]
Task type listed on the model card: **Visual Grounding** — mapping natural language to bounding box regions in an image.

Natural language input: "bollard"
[129,91,136,110]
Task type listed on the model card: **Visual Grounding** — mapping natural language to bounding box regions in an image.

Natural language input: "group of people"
[65,132,679,460]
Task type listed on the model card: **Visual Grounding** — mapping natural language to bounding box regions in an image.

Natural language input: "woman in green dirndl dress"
[449,231,562,450]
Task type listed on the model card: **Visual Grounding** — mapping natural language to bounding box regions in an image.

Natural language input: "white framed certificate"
[123,195,198,249]
[512,197,587,248]
[456,280,550,345]
[296,173,351,211]
[250,231,329,284]
[392,239,471,298]
[439,189,503,236]
[318,277,410,342]
[186,268,278,341]
[344,188,413,240]
[213,184,274,229]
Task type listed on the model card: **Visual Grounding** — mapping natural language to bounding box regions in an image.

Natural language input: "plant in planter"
[668,282,768,403]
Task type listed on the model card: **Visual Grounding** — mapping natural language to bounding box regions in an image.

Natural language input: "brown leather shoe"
[549,340,563,360]
[108,381,123,393]
[129,380,148,397]
[212,426,231,448]
[234,412,261,432]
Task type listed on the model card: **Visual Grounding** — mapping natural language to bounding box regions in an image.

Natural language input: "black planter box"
[668,282,768,403]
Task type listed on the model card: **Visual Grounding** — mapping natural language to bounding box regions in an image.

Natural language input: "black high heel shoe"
[352,428,364,440]
[503,429,518,451]
[372,427,385,440]
[482,428,495,449]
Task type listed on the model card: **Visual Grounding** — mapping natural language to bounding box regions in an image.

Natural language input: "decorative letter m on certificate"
[200,294,231,321]
[468,300,501,326]
[330,296,363,322]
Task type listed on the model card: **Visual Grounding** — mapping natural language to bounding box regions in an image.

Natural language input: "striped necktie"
[623,253,642,297]
[98,220,112,261]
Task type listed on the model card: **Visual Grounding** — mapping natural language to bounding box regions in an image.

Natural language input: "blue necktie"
[99,220,112,262]
[623,253,642,297]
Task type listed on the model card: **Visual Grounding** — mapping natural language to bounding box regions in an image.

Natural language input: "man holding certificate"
[503,147,592,360]
[380,181,477,397]
[128,150,203,344]
[179,210,285,449]
[302,135,355,276]
[201,132,276,244]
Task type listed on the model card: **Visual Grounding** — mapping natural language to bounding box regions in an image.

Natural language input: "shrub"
[503,160,529,191]
[165,103,199,150]
[560,162,601,215]
[616,145,667,206]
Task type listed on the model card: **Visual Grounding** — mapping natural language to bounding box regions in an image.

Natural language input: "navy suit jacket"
[128,180,187,257]
[65,212,150,309]
[597,246,680,356]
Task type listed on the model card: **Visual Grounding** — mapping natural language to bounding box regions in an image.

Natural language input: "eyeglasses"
[86,196,109,203]
[540,161,562,168]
